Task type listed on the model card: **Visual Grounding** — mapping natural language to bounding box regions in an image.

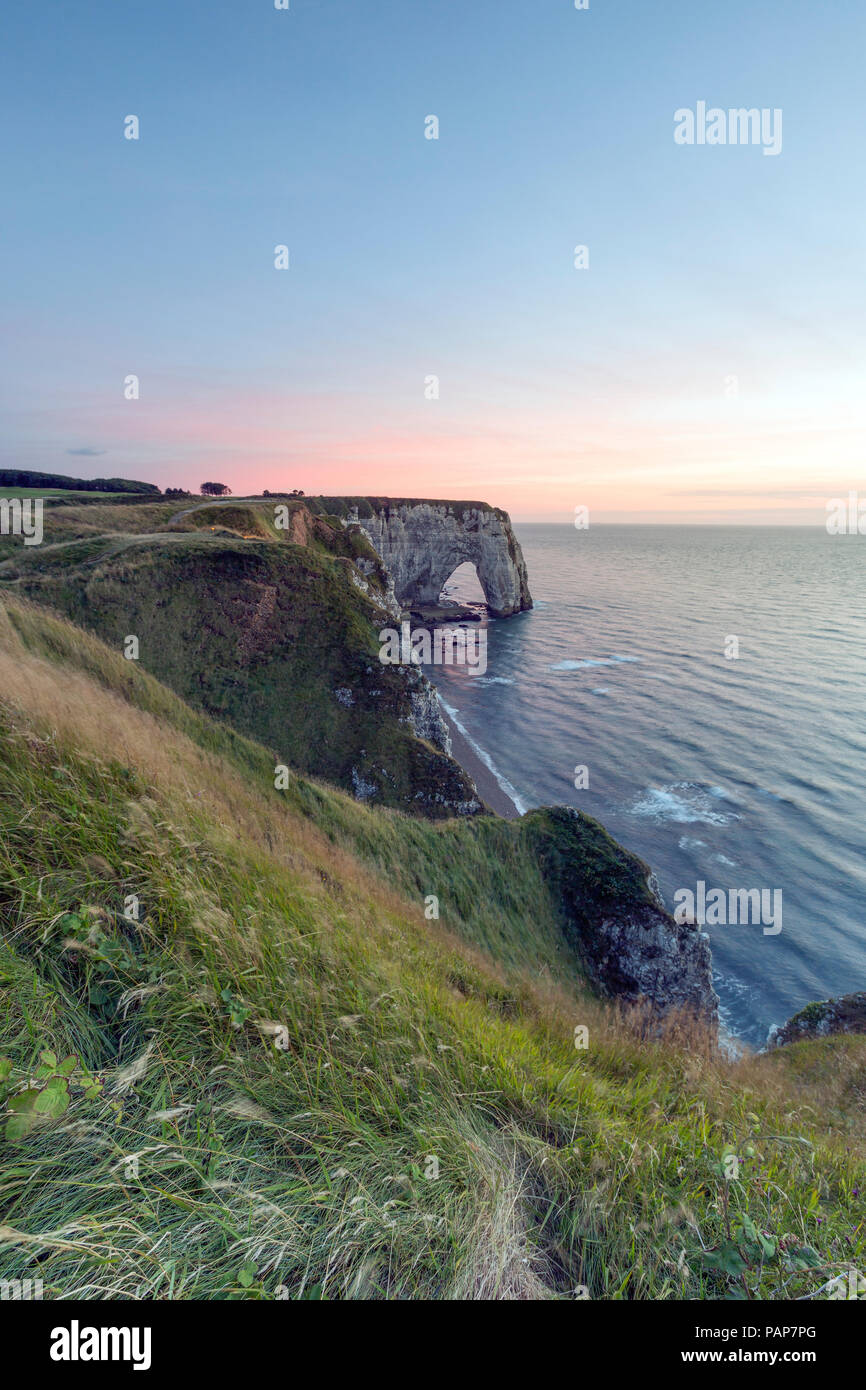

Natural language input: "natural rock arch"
[353,501,532,618]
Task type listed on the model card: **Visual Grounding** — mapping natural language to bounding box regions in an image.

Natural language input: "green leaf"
[0,1057,13,1081]
[5,1113,36,1142]
[238,1263,256,1288]
[703,1243,748,1277]
[57,1055,78,1075]
[8,1088,40,1113]
[34,1079,70,1116]
[40,1050,58,1070]
[786,1245,820,1270]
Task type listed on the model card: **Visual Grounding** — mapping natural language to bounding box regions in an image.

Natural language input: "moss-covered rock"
[524,806,718,1024]
[769,992,866,1048]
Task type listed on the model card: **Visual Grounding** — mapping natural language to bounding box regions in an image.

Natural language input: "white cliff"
[347,500,533,618]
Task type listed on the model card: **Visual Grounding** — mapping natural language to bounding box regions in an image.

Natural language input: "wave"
[549,654,640,671]
[437,697,529,815]
[631,782,741,826]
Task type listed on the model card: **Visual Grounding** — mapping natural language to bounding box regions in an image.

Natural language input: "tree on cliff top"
[200,482,232,497]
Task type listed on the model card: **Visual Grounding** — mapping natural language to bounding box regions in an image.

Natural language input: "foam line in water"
[438,697,529,815]
[549,654,641,671]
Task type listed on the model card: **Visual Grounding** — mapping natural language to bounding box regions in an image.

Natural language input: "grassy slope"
[0,500,181,565]
[0,595,864,1300]
[0,504,480,817]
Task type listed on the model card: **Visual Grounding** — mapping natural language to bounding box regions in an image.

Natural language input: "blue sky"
[2,0,864,519]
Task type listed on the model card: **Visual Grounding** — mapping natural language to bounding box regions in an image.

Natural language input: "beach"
[439,705,520,820]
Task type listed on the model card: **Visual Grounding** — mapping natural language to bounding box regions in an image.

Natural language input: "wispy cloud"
[66,447,106,457]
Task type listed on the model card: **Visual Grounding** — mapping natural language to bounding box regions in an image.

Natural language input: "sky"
[1,0,864,522]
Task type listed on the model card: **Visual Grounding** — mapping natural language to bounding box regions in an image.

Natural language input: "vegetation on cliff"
[0,594,863,1300]
[0,499,481,818]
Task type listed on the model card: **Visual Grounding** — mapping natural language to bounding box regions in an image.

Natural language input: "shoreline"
[439,705,521,820]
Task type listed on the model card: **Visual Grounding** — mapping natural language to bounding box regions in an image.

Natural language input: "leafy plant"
[221,987,252,1030]
[702,1133,827,1298]
[1,1050,105,1143]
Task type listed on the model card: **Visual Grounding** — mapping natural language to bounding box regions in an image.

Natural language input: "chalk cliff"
[332,498,532,618]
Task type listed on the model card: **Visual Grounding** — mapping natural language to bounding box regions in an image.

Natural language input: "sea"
[424,524,866,1048]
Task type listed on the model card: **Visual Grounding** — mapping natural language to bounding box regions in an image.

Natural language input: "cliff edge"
[307,496,533,618]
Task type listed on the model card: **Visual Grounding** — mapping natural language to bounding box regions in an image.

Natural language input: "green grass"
[0,489,144,504]
[0,488,121,499]
[0,515,482,817]
[0,595,864,1300]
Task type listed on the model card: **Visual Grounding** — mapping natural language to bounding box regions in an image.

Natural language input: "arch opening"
[438,561,486,609]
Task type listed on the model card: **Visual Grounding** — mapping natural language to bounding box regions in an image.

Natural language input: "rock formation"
[525,806,720,1027]
[345,499,533,618]
[768,991,866,1048]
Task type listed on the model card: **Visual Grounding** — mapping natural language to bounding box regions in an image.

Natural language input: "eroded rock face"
[525,806,720,1030]
[768,992,866,1048]
[586,903,718,1025]
[352,501,533,618]
[406,676,453,755]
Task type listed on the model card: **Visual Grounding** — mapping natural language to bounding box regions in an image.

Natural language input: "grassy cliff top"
[0,505,482,818]
[303,496,510,521]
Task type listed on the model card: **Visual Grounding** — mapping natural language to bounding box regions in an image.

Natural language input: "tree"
[200,482,232,497]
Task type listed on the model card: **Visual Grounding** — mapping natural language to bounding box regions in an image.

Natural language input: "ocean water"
[425,525,866,1047]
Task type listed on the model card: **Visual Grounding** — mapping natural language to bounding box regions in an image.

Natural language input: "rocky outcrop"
[768,992,866,1048]
[344,499,532,618]
[405,673,453,755]
[525,806,720,1028]
[583,900,718,1025]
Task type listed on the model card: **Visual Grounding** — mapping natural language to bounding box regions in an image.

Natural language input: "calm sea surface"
[425,525,866,1046]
